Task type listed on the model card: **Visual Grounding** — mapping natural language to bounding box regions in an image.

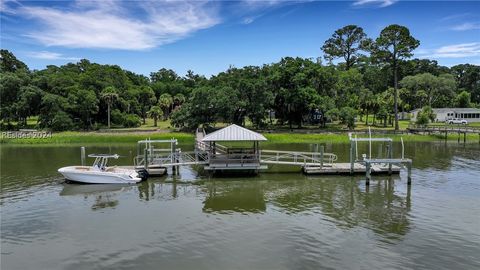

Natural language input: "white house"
[410,108,480,123]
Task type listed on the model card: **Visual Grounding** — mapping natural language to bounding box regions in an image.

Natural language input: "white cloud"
[439,13,472,22]
[242,17,256,24]
[19,0,220,50]
[352,0,397,8]
[450,22,480,31]
[420,43,480,58]
[27,51,80,61]
[0,0,19,14]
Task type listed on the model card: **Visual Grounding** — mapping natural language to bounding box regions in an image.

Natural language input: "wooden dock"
[302,163,401,175]
[407,124,480,143]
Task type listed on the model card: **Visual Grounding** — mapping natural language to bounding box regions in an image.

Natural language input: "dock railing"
[260,149,337,167]
[407,123,480,134]
[208,153,260,168]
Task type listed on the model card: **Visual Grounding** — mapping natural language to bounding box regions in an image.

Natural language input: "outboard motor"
[137,169,149,181]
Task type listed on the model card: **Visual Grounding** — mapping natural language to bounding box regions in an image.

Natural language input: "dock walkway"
[303,163,401,175]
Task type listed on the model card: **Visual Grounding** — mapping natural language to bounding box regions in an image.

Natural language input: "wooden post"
[464,132,466,143]
[80,147,86,166]
[350,140,354,174]
[144,148,148,170]
[320,145,324,169]
[365,162,371,185]
[388,141,392,175]
[172,140,177,172]
[407,161,412,185]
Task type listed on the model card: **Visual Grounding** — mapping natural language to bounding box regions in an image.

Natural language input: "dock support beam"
[350,140,354,174]
[407,161,412,185]
[144,148,149,170]
[80,146,86,166]
[365,162,371,185]
[387,142,393,175]
[320,146,324,169]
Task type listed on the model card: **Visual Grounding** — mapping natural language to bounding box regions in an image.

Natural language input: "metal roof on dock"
[202,124,267,142]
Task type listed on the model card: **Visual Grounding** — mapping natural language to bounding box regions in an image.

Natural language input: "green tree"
[147,105,163,127]
[374,24,420,130]
[16,85,43,127]
[173,93,186,108]
[358,88,373,124]
[416,106,436,126]
[0,49,28,72]
[400,73,456,108]
[158,93,173,119]
[38,93,69,129]
[451,64,480,104]
[455,90,472,108]
[101,86,119,128]
[75,89,99,129]
[322,25,370,70]
[339,107,357,130]
[136,86,156,124]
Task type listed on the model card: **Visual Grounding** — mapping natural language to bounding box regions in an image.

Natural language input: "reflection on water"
[1,142,480,270]
[203,181,267,213]
[60,184,131,210]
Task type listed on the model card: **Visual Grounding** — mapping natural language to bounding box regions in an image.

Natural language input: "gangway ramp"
[260,150,337,167]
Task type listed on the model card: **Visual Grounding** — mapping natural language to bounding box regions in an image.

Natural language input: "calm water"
[1,142,480,270]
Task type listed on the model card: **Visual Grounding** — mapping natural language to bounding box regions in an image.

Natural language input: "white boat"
[58,154,148,184]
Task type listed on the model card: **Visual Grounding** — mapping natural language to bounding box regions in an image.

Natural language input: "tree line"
[1,24,479,131]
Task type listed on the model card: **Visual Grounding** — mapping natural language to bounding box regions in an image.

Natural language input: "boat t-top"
[58,154,148,184]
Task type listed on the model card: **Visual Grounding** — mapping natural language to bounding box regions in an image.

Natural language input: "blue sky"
[1,0,479,77]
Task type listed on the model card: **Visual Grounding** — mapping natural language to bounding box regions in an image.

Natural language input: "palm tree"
[158,93,173,120]
[173,93,186,108]
[101,86,118,128]
[147,105,163,127]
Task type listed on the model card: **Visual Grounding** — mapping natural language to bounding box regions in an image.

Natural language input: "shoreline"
[1,130,479,145]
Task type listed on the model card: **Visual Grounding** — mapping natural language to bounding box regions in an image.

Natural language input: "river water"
[1,142,479,270]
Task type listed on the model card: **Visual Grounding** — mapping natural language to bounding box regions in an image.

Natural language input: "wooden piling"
[365,162,371,185]
[320,145,324,169]
[144,148,148,170]
[387,142,393,175]
[350,140,354,174]
[407,161,412,185]
[80,147,86,166]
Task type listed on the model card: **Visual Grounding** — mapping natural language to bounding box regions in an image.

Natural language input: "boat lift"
[349,128,412,185]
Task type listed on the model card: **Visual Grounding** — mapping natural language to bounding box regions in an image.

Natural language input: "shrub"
[416,106,436,126]
[123,114,141,128]
[110,109,125,125]
[339,107,357,130]
[325,108,340,122]
[51,111,74,131]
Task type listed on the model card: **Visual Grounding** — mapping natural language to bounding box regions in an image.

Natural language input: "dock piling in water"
[80,147,86,166]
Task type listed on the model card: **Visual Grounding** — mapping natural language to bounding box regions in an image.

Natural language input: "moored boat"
[58,154,148,184]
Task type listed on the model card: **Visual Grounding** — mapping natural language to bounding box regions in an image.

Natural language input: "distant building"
[410,108,480,123]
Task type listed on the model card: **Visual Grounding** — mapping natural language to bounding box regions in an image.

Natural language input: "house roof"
[411,108,480,113]
[202,124,268,142]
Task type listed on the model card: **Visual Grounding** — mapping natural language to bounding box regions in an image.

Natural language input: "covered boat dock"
[200,124,268,172]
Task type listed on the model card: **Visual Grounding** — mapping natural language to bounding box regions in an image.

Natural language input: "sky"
[1,0,479,77]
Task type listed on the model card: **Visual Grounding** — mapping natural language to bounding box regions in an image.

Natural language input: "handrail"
[408,123,480,132]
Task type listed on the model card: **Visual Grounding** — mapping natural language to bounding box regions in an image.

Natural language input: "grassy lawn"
[1,131,194,145]
[109,119,172,130]
[3,129,479,145]
[2,115,479,145]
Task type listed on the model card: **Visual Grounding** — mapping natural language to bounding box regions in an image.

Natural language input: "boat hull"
[58,166,142,184]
